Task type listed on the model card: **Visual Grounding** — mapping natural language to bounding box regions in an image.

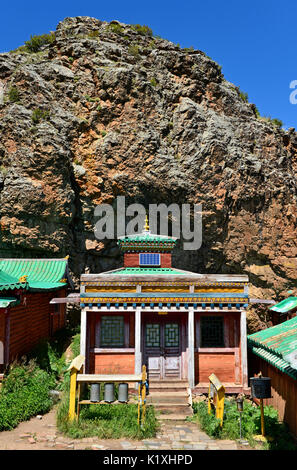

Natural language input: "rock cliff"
[1,16,297,331]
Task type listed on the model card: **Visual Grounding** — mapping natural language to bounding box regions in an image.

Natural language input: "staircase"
[147,380,193,421]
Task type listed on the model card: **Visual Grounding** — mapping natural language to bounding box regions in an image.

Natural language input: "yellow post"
[141,365,147,426]
[69,368,78,422]
[208,373,225,427]
[216,388,225,428]
[67,355,85,422]
[260,398,265,436]
[137,381,141,426]
[207,383,212,415]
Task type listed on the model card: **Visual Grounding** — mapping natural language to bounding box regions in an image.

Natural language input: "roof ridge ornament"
[143,214,150,233]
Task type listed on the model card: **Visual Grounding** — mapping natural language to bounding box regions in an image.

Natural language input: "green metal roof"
[249,345,297,379]
[269,296,297,313]
[248,316,297,378]
[0,258,69,291]
[117,230,177,252]
[0,297,20,308]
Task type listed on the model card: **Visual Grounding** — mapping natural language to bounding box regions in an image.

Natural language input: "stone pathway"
[0,406,253,450]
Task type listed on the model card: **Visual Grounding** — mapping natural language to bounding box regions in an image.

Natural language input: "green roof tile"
[269,296,297,313]
[0,258,69,291]
[248,316,297,378]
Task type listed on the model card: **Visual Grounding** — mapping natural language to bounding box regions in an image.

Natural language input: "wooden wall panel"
[197,352,235,383]
[248,351,297,437]
[91,353,135,374]
[8,288,66,362]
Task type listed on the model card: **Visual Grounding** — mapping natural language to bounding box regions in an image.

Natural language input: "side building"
[0,257,72,372]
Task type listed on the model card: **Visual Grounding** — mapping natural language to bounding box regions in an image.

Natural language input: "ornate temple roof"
[117,216,177,252]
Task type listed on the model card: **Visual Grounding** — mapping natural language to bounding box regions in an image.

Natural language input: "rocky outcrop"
[1,16,297,331]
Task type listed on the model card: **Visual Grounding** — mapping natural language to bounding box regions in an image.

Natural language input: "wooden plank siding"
[248,350,297,437]
[7,288,66,363]
[194,312,241,385]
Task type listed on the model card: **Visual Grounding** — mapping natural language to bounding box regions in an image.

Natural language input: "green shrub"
[88,30,100,39]
[150,77,158,87]
[0,360,55,431]
[128,44,140,58]
[131,24,153,37]
[192,398,297,450]
[270,118,283,128]
[71,333,81,358]
[239,90,249,102]
[31,108,50,124]
[108,23,124,35]
[8,86,20,103]
[192,401,222,437]
[24,33,55,53]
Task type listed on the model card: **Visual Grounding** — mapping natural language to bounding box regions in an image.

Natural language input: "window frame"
[199,315,225,348]
[95,315,129,349]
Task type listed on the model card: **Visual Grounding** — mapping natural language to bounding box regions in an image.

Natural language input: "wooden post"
[260,399,265,436]
[216,388,225,428]
[137,381,141,427]
[67,355,85,422]
[69,368,78,422]
[141,365,147,426]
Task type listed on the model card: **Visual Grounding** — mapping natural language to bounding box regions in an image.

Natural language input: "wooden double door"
[143,318,182,380]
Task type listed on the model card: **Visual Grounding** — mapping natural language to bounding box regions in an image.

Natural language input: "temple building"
[79,221,250,392]
[0,257,71,373]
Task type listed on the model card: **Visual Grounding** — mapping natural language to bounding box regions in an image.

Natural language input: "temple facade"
[80,223,249,392]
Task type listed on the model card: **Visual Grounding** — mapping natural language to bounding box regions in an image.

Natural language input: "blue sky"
[1,0,296,129]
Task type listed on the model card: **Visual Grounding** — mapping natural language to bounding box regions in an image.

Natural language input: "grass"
[57,396,158,440]
[191,398,297,450]
[31,108,50,124]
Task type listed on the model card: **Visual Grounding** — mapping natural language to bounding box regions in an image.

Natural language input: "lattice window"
[200,316,224,347]
[165,323,179,347]
[139,253,160,266]
[100,316,124,347]
[146,323,160,347]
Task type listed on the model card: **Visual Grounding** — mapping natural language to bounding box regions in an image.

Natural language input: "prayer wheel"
[90,383,100,402]
[104,383,115,402]
[118,383,128,403]
[250,377,271,399]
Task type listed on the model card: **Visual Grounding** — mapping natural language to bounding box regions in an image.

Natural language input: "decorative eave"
[80,291,249,309]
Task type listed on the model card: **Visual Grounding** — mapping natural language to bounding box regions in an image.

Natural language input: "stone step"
[158,413,192,421]
[154,404,191,412]
[149,382,189,390]
[147,395,188,404]
[148,391,188,397]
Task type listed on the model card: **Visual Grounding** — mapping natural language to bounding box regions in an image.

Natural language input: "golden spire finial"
[144,214,149,231]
